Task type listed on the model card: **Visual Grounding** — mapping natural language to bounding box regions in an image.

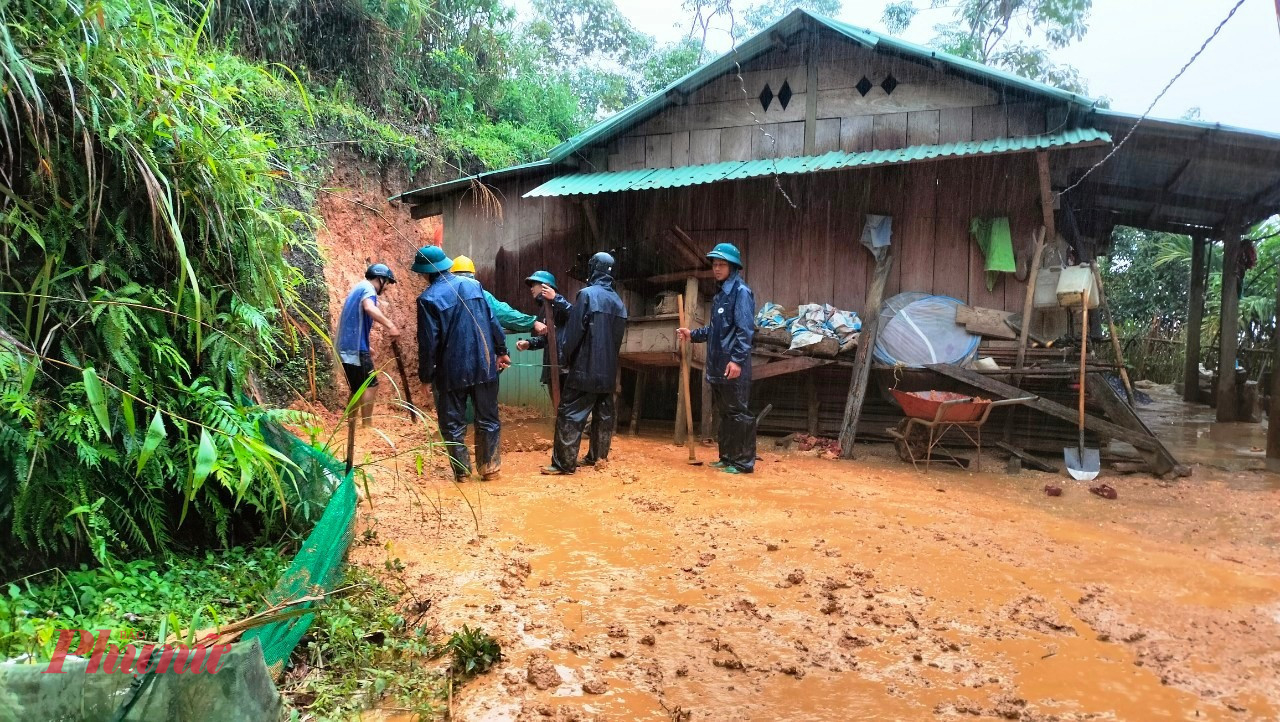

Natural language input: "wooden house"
[392,10,1280,467]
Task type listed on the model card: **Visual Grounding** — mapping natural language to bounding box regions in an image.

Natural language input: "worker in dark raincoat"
[515,270,572,396]
[413,245,511,481]
[542,253,627,475]
[678,243,757,474]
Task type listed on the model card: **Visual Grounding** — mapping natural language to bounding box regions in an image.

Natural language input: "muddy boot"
[541,465,573,476]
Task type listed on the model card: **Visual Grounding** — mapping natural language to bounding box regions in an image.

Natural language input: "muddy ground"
[336,409,1280,722]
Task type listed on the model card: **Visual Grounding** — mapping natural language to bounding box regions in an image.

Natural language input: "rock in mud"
[526,652,564,690]
[532,437,553,452]
[579,666,609,695]
[786,569,806,585]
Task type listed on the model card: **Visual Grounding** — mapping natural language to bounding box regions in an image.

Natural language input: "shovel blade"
[1064,446,1100,481]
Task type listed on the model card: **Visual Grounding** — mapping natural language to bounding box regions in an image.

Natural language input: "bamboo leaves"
[81,366,112,439]
[137,408,166,474]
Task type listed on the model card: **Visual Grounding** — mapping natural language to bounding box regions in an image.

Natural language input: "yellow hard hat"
[451,255,476,274]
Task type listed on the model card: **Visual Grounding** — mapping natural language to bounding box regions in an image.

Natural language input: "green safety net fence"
[241,415,359,674]
[0,414,359,720]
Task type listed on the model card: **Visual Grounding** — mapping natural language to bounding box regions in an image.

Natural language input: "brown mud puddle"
[342,415,1280,721]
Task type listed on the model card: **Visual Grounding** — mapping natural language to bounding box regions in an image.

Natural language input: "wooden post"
[1267,266,1280,465]
[838,242,896,458]
[806,374,819,435]
[1035,152,1057,243]
[1217,219,1244,422]
[630,371,645,435]
[1184,235,1208,402]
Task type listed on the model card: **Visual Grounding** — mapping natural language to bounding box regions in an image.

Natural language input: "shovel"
[677,296,702,465]
[1065,288,1100,481]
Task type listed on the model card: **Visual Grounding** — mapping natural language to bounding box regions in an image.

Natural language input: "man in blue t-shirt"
[337,263,401,425]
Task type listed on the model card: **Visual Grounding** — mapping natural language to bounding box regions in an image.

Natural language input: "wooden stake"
[630,372,645,435]
[543,297,561,410]
[678,295,698,464]
[1089,261,1135,404]
[838,242,896,458]
[1016,228,1047,373]
[390,340,415,419]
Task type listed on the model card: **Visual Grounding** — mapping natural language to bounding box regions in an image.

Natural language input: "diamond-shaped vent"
[759,83,774,111]
[778,80,793,109]
[855,76,873,97]
[881,74,898,95]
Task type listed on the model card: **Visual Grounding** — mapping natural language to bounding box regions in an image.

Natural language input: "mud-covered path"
[345,417,1280,721]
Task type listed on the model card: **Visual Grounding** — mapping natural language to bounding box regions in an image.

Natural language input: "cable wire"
[1056,0,1248,199]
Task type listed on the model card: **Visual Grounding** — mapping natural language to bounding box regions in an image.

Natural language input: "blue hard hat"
[365,263,396,284]
[524,270,558,290]
[706,242,743,269]
[411,245,452,274]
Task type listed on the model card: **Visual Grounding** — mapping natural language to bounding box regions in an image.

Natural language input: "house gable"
[576,25,1062,173]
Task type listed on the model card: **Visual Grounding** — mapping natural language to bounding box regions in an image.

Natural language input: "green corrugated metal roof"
[388,159,552,203]
[523,128,1110,198]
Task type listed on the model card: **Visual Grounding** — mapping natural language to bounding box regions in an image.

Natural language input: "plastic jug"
[1033,266,1062,308]
[1055,264,1099,308]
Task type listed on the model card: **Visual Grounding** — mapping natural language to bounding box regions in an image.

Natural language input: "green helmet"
[524,270,558,290]
[706,242,743,269]
[411,245,452,274]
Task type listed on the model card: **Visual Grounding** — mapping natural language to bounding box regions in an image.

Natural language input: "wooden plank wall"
[442,151,1042,321]
[586,28,1052,171]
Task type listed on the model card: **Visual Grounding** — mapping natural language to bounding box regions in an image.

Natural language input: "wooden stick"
[678,295,697,463]
[344,413,357,476]
[1089,261,1135,404]
[1016,228,1047,373]
[1006,227,1047,444]
[543,295,561,409]
[838,242,895,459]
[390,340,414,419]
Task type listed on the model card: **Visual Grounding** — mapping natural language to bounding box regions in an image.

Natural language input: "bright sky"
[600,0,1280,134]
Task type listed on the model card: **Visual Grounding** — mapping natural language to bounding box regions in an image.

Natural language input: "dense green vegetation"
[0,0,329,568]
[0,547,287,661]
[1101,220,1280,384]
[883,0,1094,94]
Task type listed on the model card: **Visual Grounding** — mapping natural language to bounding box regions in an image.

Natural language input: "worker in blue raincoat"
[515,270,572,395]
[451,255,549,336]
[413,246,511,481]
[678,243,757,474]
[542,253,627,475]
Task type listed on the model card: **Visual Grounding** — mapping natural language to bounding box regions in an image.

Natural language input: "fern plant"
[0,0,324,570]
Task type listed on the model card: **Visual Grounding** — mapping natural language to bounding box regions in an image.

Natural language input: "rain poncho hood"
[560,253,627,393]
